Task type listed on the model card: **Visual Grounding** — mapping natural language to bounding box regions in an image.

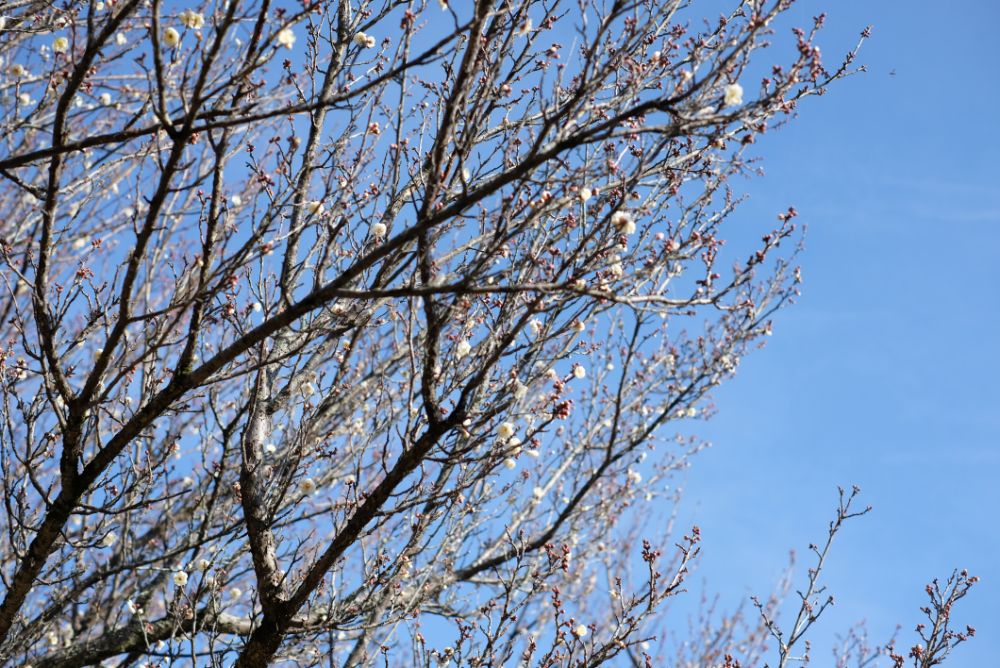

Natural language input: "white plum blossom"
[162,27,181,48]
[300,478,317,494]
[573,320,586,333]
[573,624,588,638]
[353,32,376,48]
[198,559,212,571]
[306,200,324,216]
[52,36,69,53]
[610,210,636,234]
[115,32,127,46]
[371,222,387,237]
[497,422,515,440]
[724,82,743,106]
[532,486,545,499]
[573,365,586,380]
[525,448,540,458]
[230,194,242,206]
[455,339,472,359]
[516,17,532,36]
[179,9,205,29]
[9,63,27,78]
[608,261,624,279]
[172,570,189,587]
[503,458,516,470]
[229,587,242,599]
[277,27,295,49]
[127,599,142,614]
[627,469,642,484]
[579,187,592,202]
[99,92,112,105]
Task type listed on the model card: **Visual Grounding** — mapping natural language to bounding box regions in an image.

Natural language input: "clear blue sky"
[674,0,999,663]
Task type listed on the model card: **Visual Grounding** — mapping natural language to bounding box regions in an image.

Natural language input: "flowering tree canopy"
[0,0,975,666]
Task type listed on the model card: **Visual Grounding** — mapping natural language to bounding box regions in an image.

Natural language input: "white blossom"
[371,222,387,237]
[724,82,743,106]
[229,587,242,599]
[230,194,243,206]
[306,200,325,216]
[610,210,636,235]
[573,624,588,638]
[277,27,296,49]
[300,478,317,494]
[532,486,545,499]
[198,559,211,571]
[52,36,69,53]
[99,92,112,105]
[627,469,642,484]
[579,187,592,202]
[497,422,515,440]
[9,63,27,78]
[162,27,181,48]
[115,32,127,46]
[172,570,189,587]
[573,366,586,379]
[455,339,472,359]
[503,458,516,470]
[353,32,376,48]
[179,9,205,30]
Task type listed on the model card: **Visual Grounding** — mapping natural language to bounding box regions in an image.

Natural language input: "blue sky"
[673,0,1000,663]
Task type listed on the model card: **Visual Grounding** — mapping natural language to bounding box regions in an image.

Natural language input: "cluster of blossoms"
[610,210,636,235]
[724,82,744,106]
[179,9,205,29]
[277,27,295,49]
[353,31,376,48]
